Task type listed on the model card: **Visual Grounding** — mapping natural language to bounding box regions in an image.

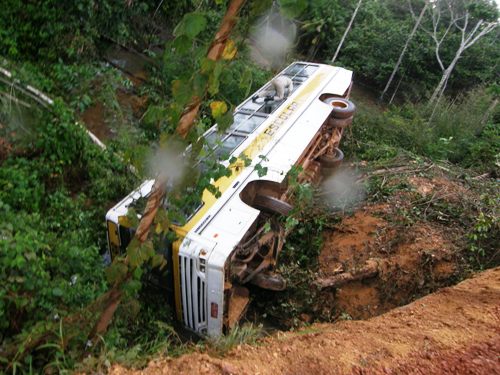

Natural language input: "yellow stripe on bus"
[174,69,328,236]
[173,239,183,321]
[172,68,328,320]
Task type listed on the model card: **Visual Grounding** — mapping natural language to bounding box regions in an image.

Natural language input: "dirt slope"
[111,267,500,375]
[314,200,462,322]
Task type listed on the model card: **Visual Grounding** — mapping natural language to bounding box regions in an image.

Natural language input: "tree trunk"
[388,72,404,105]
[88,0,247,341]
[380,2,427,101]
[481,98,498,125]
[424,5,498,106]
[429,52,460,105]
[88,287,124,340]
[177,0,245,138]
[316,259,379,289]
[331,0,363,63]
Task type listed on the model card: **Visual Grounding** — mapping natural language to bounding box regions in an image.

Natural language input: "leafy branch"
[89,0,247,343]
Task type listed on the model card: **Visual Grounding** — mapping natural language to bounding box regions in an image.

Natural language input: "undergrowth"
[0,97,138,372]
[344,86,499,174]
[206,323,265,356]
[251,205,340,328]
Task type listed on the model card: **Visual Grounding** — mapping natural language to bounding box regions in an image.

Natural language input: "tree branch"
[89,0,247,341]
[464,22,498,50]
[331,0,363,63]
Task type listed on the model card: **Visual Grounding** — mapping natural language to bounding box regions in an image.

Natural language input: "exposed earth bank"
[111,267,500,375]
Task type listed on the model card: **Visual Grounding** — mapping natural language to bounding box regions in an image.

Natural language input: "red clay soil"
[110,267,500,375]
[315,202,461,320]
[80,89,147,142]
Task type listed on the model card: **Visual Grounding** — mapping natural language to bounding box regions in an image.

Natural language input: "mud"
[315,201,462,320]
[80,101,116,140]
[110,267,500,374]
[80,86,147,142]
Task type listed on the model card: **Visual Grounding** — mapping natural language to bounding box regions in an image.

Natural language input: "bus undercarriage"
[224,94,354,329]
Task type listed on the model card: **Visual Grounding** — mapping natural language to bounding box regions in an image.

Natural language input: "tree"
[331,0,363,63]
[89,0,247,340]
[380,1,429,102]
[419,0,498,104]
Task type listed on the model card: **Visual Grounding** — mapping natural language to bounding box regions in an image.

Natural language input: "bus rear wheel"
[318,147,344,168]
[326,98,356,119]
[253,194,293,216]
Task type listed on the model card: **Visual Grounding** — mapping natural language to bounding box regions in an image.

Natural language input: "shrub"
[0,92,137,373]
[346,86,499,172]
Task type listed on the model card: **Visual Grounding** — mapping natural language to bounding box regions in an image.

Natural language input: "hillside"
[1,1,498,373]
[110,267,500,374]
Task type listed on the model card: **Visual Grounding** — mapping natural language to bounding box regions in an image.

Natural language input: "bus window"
[169,193,204,226]
[284,63,318,78]
[205,130,222,149]
[178,199,204,224]
[240,98,263,112]
[285,63,306,76]
[205,130,246,159]
[304,65,318,76]
[215,134,246,159]
[292,76,307,84]
[229,113,247,132]
[230,113,266,134]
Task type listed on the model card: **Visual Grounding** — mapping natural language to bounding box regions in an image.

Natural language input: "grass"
[346,86,499,173]
[206,323,265,355]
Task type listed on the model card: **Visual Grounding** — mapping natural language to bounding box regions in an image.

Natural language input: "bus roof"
[179,62,353,267]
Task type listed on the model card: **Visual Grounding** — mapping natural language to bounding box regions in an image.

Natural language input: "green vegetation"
[0,101,137,372]
[253,201,338,327]
[345,86,499,173]
[207,323,265,355]
[299,0,499,99]
[0,0,498,372]
[467,192,499,269]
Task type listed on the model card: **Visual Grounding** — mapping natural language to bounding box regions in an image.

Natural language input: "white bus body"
[106,62,355,337]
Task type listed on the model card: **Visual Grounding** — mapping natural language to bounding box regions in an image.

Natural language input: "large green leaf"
[127,239,155,268]
[172,34,193,54]
[174,12,207,39]
[208,62,224,95]
[216,110,234,132]
[192,72,208,98]
[172,79,191,106]
[105,261,128,285]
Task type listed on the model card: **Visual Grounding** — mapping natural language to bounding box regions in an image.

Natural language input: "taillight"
[210,302,218,318]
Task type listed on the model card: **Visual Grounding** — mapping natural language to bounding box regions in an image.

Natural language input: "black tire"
[326,98,356,119]
[253,194,293,216]
[318,148,344,168]
[329,115,353,128]
[250,272,287,291]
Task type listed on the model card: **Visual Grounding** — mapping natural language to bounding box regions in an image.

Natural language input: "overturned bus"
[105,62,356,337]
